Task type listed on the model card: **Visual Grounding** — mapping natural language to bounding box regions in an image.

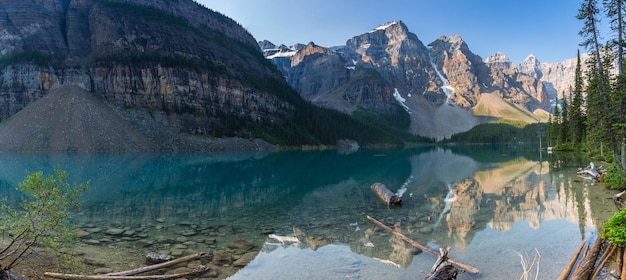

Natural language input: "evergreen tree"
[547,114,555,147]
[604,0,625,76]
[579,0,608,93]
[553,100,562,145]
[584,53,606,156]
[605,0,626,168]
[560,93,570,145]
[579,0,626,168]
[571,50,586,145]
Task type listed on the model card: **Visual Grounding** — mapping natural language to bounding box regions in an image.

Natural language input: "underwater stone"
[145,252,175,264]
[105,228,125,236]
[227,238,255,251]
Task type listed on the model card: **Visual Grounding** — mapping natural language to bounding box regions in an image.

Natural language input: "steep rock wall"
[0,0,292,137]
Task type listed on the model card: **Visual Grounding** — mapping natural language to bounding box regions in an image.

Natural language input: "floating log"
[616,246,623,279]
[622,248,626,280]
[366,215,479,274]
[44,252,209,280]
[43,266,209,280]
[106,252,208,276]
[571,237,604,280]
[613,190,626,210]
[370,183,402,206]
[557,240,586,280]
[591,243,617,280]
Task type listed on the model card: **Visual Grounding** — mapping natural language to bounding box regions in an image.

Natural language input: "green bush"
[602,208,626,246]
[553,142,576,151]
[0,167,89,271]
[603,164,626,190]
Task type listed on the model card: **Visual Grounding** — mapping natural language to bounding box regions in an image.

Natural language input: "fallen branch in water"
[571,236,604,280]
[426,246,461,280]
[43,266,209,280]
[613,190,626,210]
[370,183,402,206]
[591,243,617,280]
[106,252,208,276]
[557,240,586,280]
[44,252,210,280]
[366,215,479,274]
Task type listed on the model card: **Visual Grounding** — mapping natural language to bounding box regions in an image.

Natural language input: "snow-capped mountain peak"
[370,21,398,33]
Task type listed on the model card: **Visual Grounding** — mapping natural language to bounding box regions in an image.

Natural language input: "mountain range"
[0,0,409,151]
[0,1,580,151]
[261,21,580,138]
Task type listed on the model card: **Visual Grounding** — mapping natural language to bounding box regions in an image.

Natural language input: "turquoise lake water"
[0,145,616,279]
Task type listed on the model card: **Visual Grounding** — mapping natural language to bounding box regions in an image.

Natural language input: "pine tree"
[553,100,562,145]
[605,0,626,168]
[584,54,605,155]
[571,50,586,145]
[579,0,608,92]
[604,0,625,73]
[547,114,555,148]
[560,93,570,145]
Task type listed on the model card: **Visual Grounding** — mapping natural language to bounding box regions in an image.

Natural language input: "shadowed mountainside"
[0,0,411,151]
[0,86,275,152]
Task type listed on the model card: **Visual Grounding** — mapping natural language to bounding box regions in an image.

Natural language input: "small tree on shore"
[0,167,89,273]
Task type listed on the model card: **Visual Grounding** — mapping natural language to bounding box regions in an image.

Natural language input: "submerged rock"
[212,251,233,266]
[227,238,255,251]
[146,252,175,264]
[105,228,125,236]
[233,252,257,267]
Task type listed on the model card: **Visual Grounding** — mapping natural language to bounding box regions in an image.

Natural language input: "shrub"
[0,167,89,271]
[603,164,626,190]
[602,208,626,246]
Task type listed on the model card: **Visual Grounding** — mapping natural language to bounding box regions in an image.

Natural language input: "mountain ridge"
[261,20,555,139]
[0,0,413,151]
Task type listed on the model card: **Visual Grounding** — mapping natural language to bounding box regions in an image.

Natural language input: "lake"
[0,145,617,279]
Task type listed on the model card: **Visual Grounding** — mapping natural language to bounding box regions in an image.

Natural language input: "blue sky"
[198,1,602,64]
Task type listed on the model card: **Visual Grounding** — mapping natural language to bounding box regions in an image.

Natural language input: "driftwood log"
[43,267,209,280]
[571,237,604,280]
[371,183,402,206]
[557,240,586,280]
[577,162,605,181]
[366,215,478,274]
[591,243,617,280]
[44,252,210,280]
[426,247,460,280]
[622,248,626,280]
[616,246,623,279]
[613,190,626,210]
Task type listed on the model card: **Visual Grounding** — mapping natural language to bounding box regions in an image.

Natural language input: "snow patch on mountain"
[370,21,398,33]
[393,88,410,113]
[266,49,297,59]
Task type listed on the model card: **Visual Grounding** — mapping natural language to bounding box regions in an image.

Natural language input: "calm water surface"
[0,145,617,279]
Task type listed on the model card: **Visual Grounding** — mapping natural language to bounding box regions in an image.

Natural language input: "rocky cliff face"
[516,53,593,102]
[483,52,549,111]
[263,21,551,138]
[0,0,293,138]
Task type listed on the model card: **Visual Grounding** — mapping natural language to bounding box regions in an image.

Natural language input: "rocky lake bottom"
[0,148,618,279]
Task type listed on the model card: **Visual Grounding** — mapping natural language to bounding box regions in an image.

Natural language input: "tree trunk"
[366,215,478,274]
[44,266,209,280]
[370,183,401,206]
[622,136,626,170]
[571,237,604,280]
[557,240,586,280]
[426,247,460,280]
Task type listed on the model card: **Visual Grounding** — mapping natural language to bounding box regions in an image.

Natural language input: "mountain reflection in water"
[0,146,614,279]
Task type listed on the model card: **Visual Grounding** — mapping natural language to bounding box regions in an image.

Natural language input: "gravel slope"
[0,86,275,152]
